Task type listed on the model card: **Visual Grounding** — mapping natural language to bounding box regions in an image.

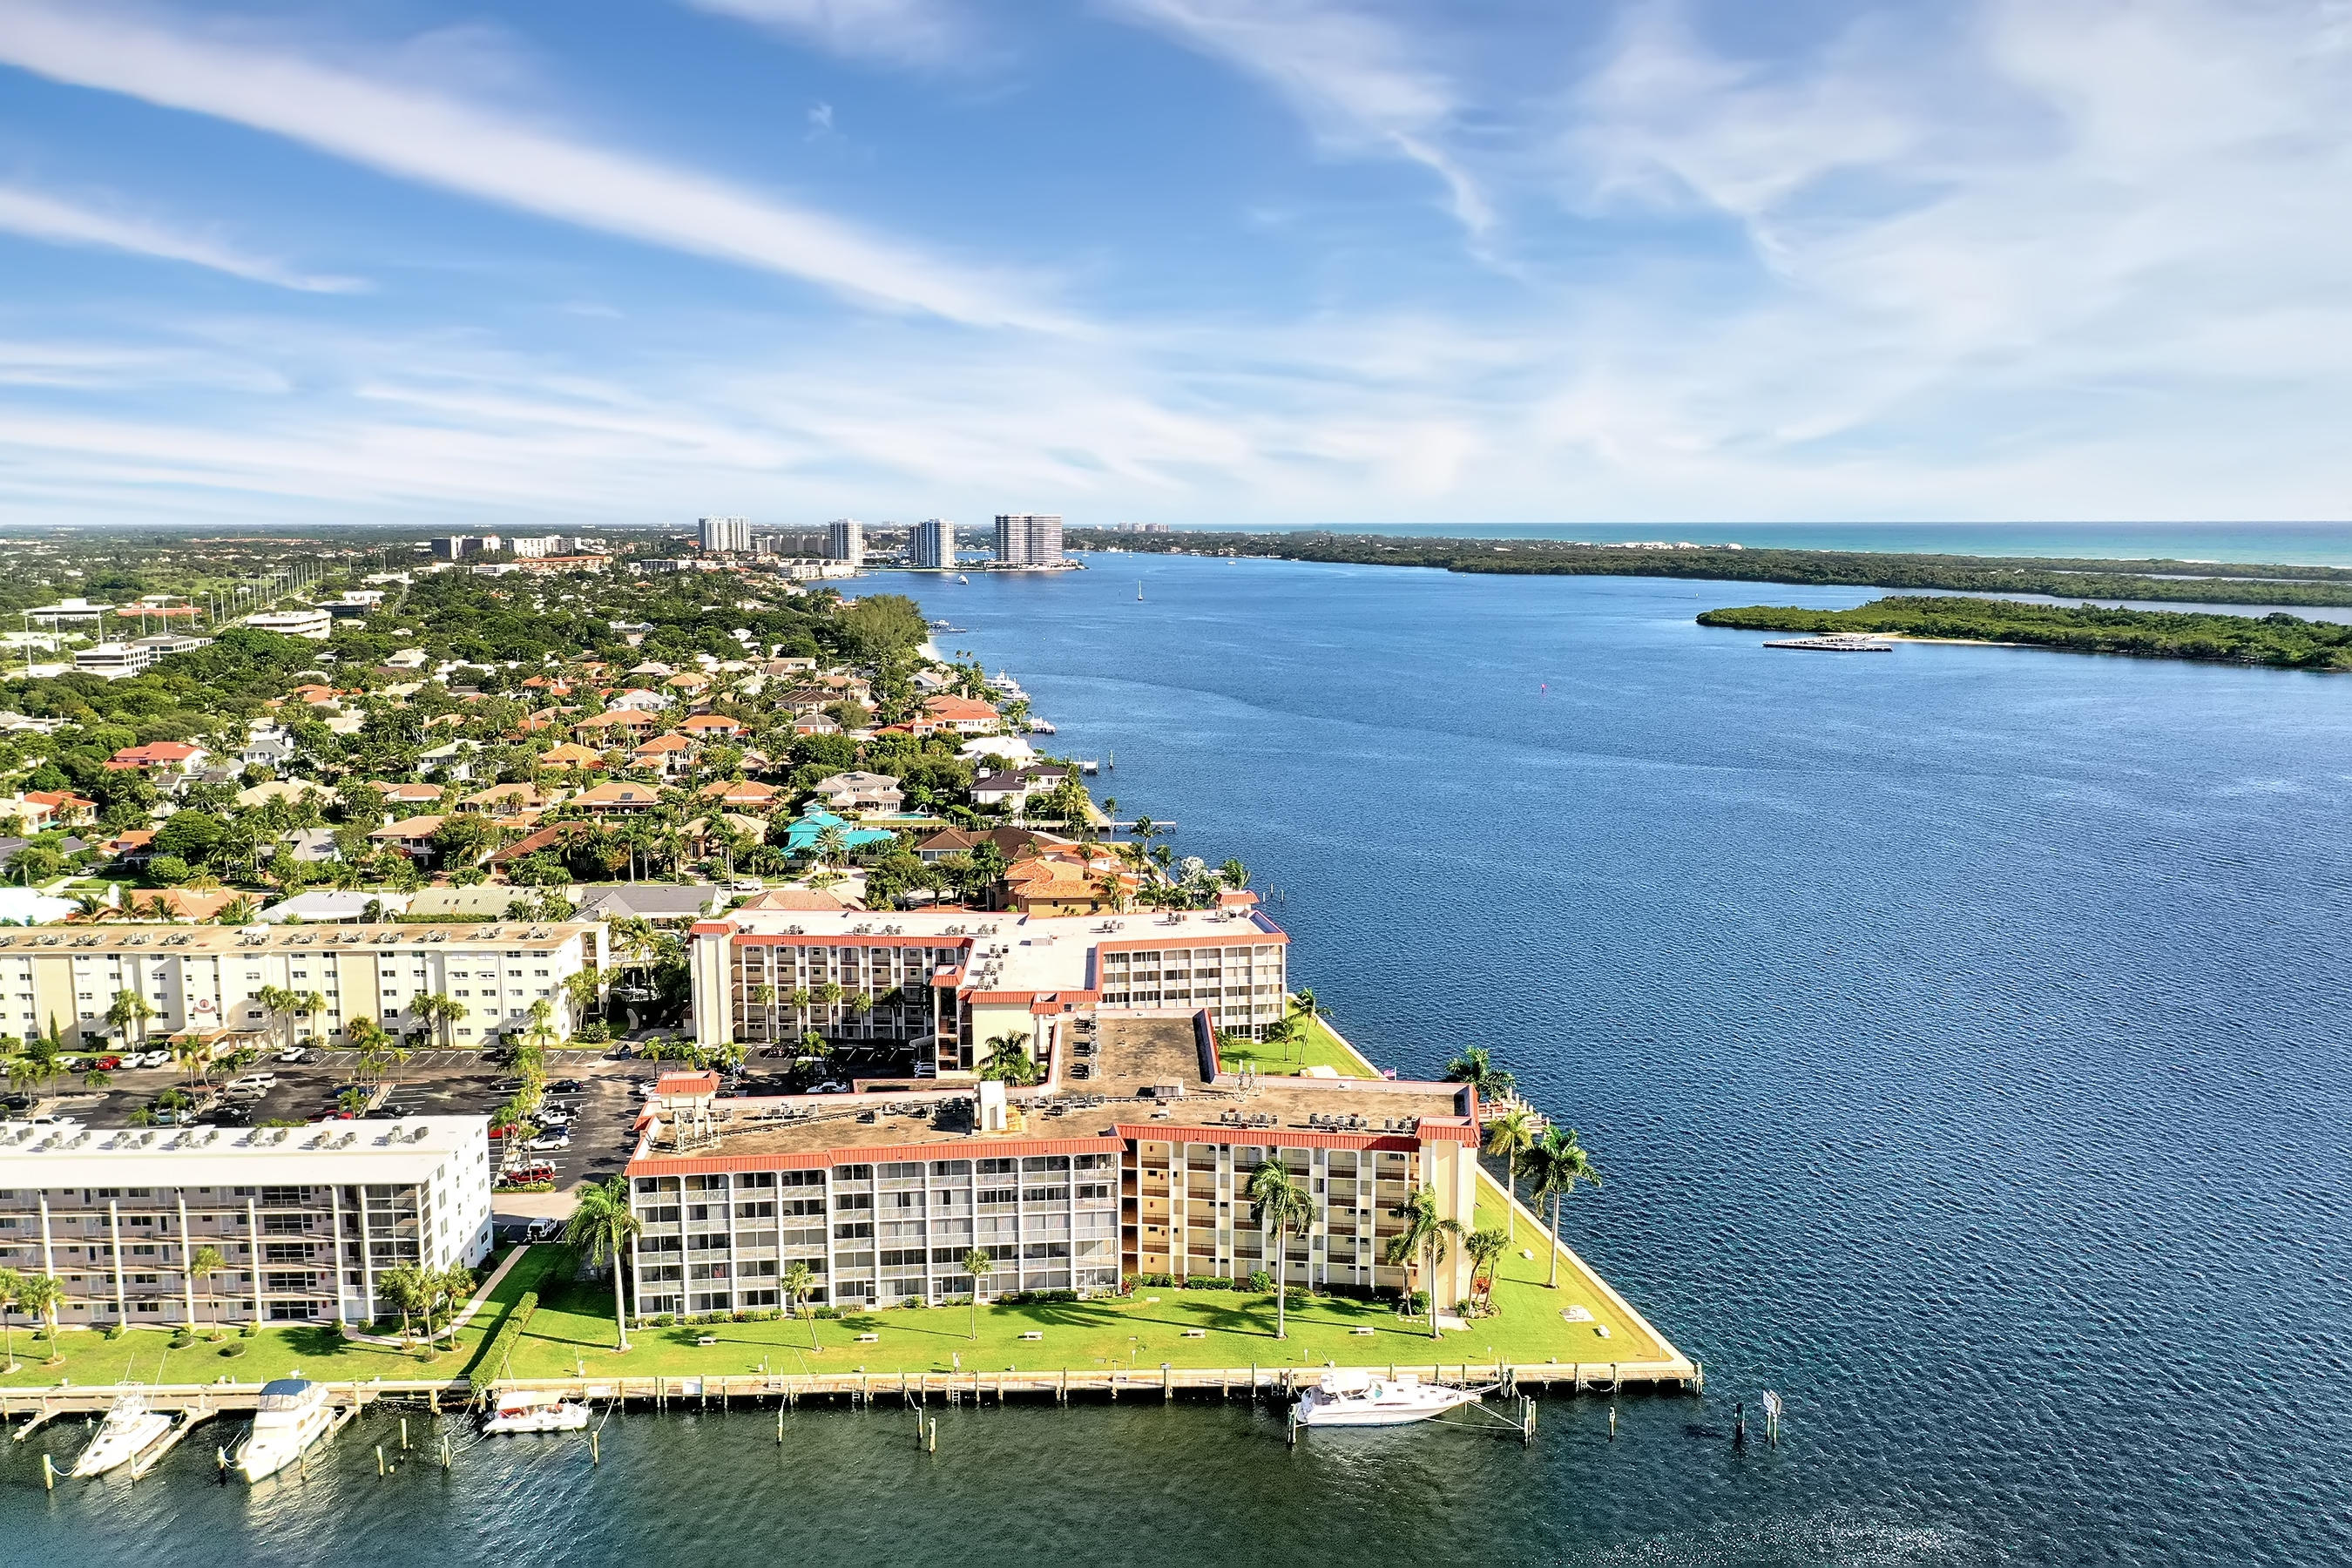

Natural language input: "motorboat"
[233,1376,338,1481]
[481,1389,591,1435]
[69,1391,174,1477]
[1294,1369,1482,1428]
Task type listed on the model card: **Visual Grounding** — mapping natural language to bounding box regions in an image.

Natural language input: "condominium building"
[826,518,866,565]
[686,904,1288,1071]
[244,608,334,640]
[71,634,211,679]
[0,921,607,1051]
[700,516,752,554]
[910,517,956,570]
[994,513,1064,567]
[0,1116,492,1328]
[509,534,567,558]
[624,1018,1477,1315]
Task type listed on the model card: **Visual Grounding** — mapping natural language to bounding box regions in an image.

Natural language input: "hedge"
[467,1289,540,1395]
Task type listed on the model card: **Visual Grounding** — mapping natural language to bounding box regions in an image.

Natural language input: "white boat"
[233,1376,338,1481]
[957,574,970,585]
[1294,1369,1482,1428]
[481,1389,591,1435]
[70,1391,175,1477]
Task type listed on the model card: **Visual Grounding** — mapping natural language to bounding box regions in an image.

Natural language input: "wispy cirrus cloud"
[0,180,361,292]
[0,0,1067,329]
[1105,0,1494,236]
[679,0,981,69]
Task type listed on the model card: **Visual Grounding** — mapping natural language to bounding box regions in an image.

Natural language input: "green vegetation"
[1214,1014,1369,1078]
[1068,528,2352,610]
[1697,596,2352,670]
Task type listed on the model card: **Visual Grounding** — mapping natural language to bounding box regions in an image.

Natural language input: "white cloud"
[0,0,1067,329]
[0,181,361,292]
[1107,0,1493,236]
[680,0,978,69]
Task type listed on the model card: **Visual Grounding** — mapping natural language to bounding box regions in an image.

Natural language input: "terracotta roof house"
[537,741,606,770]
[913,826,1075,864]
[923,694,1001,733]
[371,781,448,806]
[678,713,746,738]
[697,778,781,810]
[20,789,97,825]
[574,708,661,739]
[631,733,699,776]
[734,887,861,912]
[1004,848,1139,917]
[571,781,664,811]
[368,814,446,858]
[489,820,592,868]
[461,782,548,815]
[104,741,210,782]
[120,888,242,922]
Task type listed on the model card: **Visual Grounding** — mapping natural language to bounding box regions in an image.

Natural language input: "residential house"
[781,808,896,857]
[23,790,97,826]
[103,741,211,788]
[371,781,448,810]
[678,713,746,740]
[119,888,242,923]
[368,814,446,861]
[970,765,1074,812]
[733,887,860,913]
[460,782,548,817]
[923,694,1001,734]
[535,741,606,772]
[1003,848,1139,916]
[913,826,1074,865]
[606,687,672,712]
[808,771,904,814]
[571,781,664,812]
[574,884,724,924]
[574,708,661,744]
[696,778,781,812]
[631,733,699,778]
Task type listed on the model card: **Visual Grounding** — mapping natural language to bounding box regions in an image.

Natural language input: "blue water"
[10,557,2352,1565]
[1142,520,2352,566]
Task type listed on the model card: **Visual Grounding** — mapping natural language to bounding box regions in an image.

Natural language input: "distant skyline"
[1,0,2348,531]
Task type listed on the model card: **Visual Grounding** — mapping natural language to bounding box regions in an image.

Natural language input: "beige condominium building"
[686,904,1289,1075]
[0,921,607,1051]
[625,1017,1479,1317]
[0,1116,492,1328]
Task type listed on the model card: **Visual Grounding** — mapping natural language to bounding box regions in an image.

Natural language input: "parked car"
[603,1044,638,1060]
[537,1105,574,1126]
[523,1217,562,1242]
[200,1105,253,1126]
[497,1162,555,1187]
[524,1133,571,1152]
[226,1071,276,1092]
[730,879,762,893]
[275,1046,308,1064]
[131,1050,169,1069]
[545,1078,587,1095]
[376,1102,411,1119]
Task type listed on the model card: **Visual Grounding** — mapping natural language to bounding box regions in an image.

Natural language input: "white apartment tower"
[911,518,956,570]
[699,516,752,553]
[827,518,867,565]
[994,514,1064,566]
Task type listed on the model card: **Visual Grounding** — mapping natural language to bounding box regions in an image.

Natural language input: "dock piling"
[401,1416,409,1450]
[41,1453,54,1491]
[1608,1406,1617,1441]
[591,1428,600,1465]
[376,1444,386,1477]
[927,1418,936,1455]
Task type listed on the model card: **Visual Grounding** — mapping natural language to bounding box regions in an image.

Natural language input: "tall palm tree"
[188,1245,223,1316]
[1384,1185,1466,1339]
[254,984,297,1051]
[17,1273,63,1362]
[979,1031,1038,1085]
[1464,1225,1510,1315]
[292,990,326,1047]
[106,989,158,1051]
[782,1260,819,1348]
[1524,1129,1602,1290]
[564,1174,642,1351]
[415,993,467,1050]
[378,1261,426,1342]
[1484,1105,1540,1242]
[0,1266,21,1372]
[1247,1159,1315,1341]
[1218,857,1248,889]
[753,984,779,1044]
[961,1247,993,1340]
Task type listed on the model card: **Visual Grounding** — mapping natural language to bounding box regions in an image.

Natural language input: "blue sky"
[0,0,2348,531]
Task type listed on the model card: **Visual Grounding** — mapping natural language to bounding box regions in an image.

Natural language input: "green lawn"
[1214,1015,1371,1079]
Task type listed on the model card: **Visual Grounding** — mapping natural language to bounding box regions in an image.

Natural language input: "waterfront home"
[923,694,1001,733]
[959,734,1037,767]
[971,765,1073,811]
[781,808,896,858]
[0,1116,491,1328]
[914,825,1075,865]
[1004,848,1141,916]
[626,1013,1476,1315]
[809,770,905,814]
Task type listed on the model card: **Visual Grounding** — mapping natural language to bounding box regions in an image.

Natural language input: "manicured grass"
[1214,1015,1369,1079]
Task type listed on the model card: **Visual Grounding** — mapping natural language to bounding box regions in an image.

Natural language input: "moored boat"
[233,1376,338,1481]
[69,1392,175,1477]
[481,1389,592,1435]
[1294,1369,1482,1428]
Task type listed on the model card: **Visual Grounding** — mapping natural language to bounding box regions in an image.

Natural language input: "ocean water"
[10,558,2352,1565]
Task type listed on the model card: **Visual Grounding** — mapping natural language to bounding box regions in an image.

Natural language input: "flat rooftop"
[721,906,1285,995]
[0,1115,489,1184]
[0,922,598,955]
[633,1018,1470,1167]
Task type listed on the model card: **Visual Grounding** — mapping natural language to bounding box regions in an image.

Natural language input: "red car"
[96,1055,122,1071]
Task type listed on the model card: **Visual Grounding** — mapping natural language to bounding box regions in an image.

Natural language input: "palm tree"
[1443,1045,1516,1106]
[70,889,110,922]
[17,1272,63,1362]
[1218,857,1248,889]
[215,895,259,926]
[1484,1105,1540,1242]
[1524,1129,1602,1289]
[753,983,779,1044]
[414,993,467,1050]
[812,823,848,866]
[107,988,158,1050]
[960,1247,993,1340]
[188,1244,224,1316]
[169,1030,213,1089]
[1464,1225,1509,1315]
[379,1260,426,1342]
[1291,987,1316,1024]
[292,990,325,1047]
[254,983,297,1051]
[979,1031,1038,1085]
[564,1174,642,1351]
[1247,1159,1315,1341]
[781,1260,819,1350]
[7,1057,43,1099]
[1384,1185,1466,1340]
[81,1066,112,1092]
[0,1266,21,1372]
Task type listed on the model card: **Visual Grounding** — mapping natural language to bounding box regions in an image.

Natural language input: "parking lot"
[40,1049,660,1200]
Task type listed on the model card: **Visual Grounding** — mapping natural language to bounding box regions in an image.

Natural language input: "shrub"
[650,1314,676,1328]
[220,1342,247,1358]
[812,1306,838,1321]
[765,1308,785,1321]
[1397,1290,1429,1316]
[240,1321,258,1337]
[468,1288,540,1395]
[1183,1276,1237,1291]
[169,1330,196,1350]
[1246,1269,1273,1293]
[103,1321,125,1340]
